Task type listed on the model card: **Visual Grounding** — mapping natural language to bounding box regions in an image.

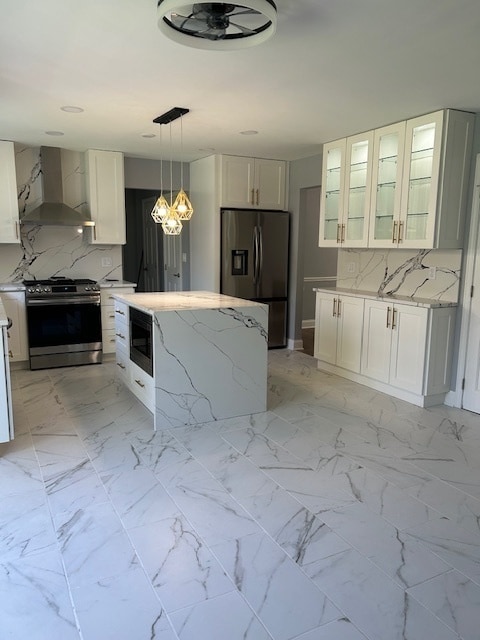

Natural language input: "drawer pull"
[115,309,125,315]
[116,332,125,339]
[116,362,126,370]
[8,350,13,359]
[135,379,145,388]
[109,338,116,343]
[109,313,115,318]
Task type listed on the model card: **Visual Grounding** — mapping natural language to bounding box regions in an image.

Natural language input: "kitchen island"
[113,291,268,429]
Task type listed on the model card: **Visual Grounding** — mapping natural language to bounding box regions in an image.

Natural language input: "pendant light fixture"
[151,107,193,235]
[151,124,169,223]
[171,112,194,221]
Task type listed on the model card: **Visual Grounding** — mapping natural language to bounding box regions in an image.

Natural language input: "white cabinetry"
[0,141,20,244]
[320,109,474,249]
[361,301,427,394]
[0,291,28,362]
[221,155,287,210]
[319,132,373,247]
[314,289,456,406]
[85,149,126,244]
[129,360,155,412]
[314,291,364,373]
[0,325,14,443]
[101,286,134,354]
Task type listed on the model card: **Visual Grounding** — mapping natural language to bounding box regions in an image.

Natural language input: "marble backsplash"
[0,145,122,283]
[337,248,462,302]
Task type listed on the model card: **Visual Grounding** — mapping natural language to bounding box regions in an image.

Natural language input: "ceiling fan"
[157,1,277,50]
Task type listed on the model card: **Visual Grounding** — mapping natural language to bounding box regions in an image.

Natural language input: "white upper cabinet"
[368,121,406,247]
[0,141,20,244]
[221,155,287,210]
[319,132,373,247]
[85,149,126,244]
[321,109,474,249]
[399,110,474,249]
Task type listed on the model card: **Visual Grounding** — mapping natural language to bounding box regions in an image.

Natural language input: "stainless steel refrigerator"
[221,208,289,348]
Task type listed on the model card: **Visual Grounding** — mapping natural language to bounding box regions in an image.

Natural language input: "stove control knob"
[43,287,49,292]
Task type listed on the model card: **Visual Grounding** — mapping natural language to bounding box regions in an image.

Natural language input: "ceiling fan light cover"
[157,0,277,50]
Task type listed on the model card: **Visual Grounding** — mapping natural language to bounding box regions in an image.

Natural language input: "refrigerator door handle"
[258,225,264,281]
[253,225,259,284]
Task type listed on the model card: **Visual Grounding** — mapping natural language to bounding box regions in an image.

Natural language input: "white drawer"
[101,306,116,330]
[114,300,129,322]
[114,322,129,350]
[114,344,129,383]
[129,360,154,412]
[102,329,118,354]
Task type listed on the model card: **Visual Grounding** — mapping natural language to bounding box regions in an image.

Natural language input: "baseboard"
[302,319,315,329]
[288,338,304,351]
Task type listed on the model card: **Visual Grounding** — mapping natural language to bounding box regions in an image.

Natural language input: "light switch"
[102,257,112,267]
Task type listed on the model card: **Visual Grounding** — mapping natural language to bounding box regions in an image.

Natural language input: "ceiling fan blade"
[227,20,256,35]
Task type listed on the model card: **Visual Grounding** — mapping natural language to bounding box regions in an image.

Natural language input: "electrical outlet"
[428,266,436,280]
[101,257,112,267]
[347,262,356,274]
[182,253,187,263]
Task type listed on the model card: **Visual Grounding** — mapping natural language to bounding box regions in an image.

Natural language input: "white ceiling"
[1,0,480,163]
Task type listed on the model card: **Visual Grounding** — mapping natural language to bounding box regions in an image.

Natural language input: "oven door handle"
[27,296,101,306]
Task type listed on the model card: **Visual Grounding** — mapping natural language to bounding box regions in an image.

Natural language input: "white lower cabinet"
[129,360,154,412]
[314,292,364,373]
[361,301,427,394]
[101,287,134,354]
[314,290,456,407]
[0,291,28,363]
[0,326,14,442]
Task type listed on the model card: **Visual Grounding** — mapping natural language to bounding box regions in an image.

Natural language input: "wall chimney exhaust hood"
[20,147,95,227]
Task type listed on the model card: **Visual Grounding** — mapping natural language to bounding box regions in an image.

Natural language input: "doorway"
[123,189,190,293]
[460,154,480,413]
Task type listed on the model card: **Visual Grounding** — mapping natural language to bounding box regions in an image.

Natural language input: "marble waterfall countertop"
[0,300,7,327]
[313,287,457,308]
[113,290,268,429]
[98,279,136,289]
[0,283,26,292]
[113,290,267,314]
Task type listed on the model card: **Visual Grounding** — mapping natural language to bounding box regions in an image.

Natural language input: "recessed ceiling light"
[61,105,84,113]
[142,133,156,138]
[45,130,64,136]
[240,130,259,136]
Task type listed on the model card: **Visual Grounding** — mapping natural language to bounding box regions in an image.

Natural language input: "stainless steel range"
[23,277,102,370]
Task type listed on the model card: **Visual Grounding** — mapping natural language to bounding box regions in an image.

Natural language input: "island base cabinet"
[0,327,14,442]
[129,360,154,412]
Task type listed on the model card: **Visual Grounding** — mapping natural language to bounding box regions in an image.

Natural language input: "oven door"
[26,296,102,369]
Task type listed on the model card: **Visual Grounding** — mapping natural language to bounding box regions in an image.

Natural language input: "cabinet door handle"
[7,331,10,338]
[336,224,341,243]
[116,332,125,339]
[109,313,115,318]
[115,309,125,315]
[341,224,346,243]
[116,362,125,370]
[332,298,337,317]
[392,221,398,243]
[337,298,341,317]
[135,379,145,388]
[256,189,259,205]
[8,350,13,359]
[398,222,404,244]
[93,226,97,241]
[251,188,255,206]
[15,221,19,240]
[392,308,397,329]
[386,306,391,328]
[109,338,116,343]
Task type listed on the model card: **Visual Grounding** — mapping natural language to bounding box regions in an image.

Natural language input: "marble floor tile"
[407,569,480,640]
[4,351,480,639]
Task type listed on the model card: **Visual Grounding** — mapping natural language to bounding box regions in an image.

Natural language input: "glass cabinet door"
[401,111,443,247]
[319,139,346,246]
[369,122,405,247]
[344,131,373,246]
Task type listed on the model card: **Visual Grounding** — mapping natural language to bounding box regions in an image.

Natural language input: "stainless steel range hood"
[20,147,95,227]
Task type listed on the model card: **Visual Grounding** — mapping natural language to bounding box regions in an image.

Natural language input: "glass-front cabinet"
[369,122,405,247]
[319,133,372,247]
[344,132,373,246]
[399,111,443,248]
[319,139,346,246]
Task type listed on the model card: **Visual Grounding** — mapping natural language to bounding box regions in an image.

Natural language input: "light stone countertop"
[313,287,457,309]
[98,280,136,288]
[0,300,7,326]
[0,283,25,292]
[113,290,267,315]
